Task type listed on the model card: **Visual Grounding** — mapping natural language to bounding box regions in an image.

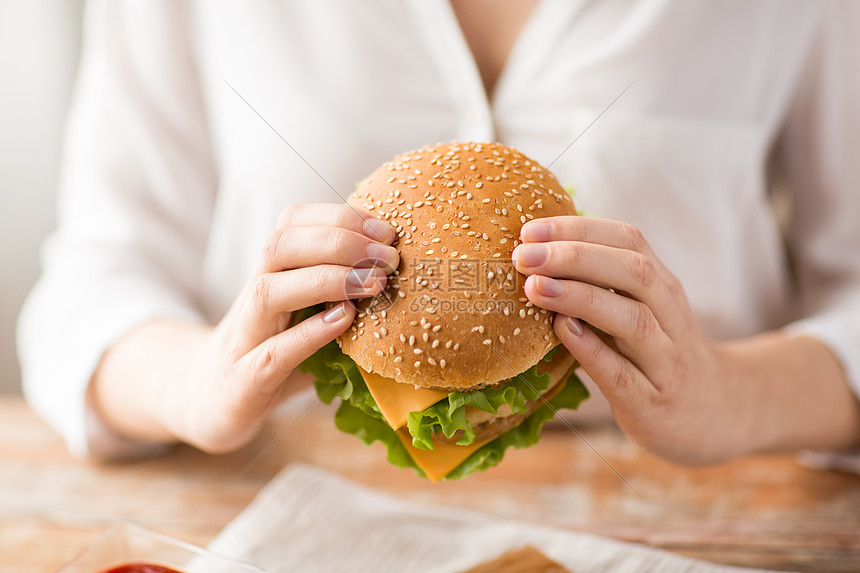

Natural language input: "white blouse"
[18,0,860,457]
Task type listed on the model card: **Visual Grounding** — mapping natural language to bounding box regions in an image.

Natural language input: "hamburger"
[299,142,588,481]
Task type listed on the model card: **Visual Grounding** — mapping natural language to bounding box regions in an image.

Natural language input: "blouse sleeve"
[778,1,860,399]
[17,0,216,458]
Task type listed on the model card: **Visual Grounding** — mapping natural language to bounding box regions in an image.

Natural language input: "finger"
[521,216,656,255]
[277,203,396,244]
[512,241,684,330]
[258,226,399,274]
[553,312,657,403]
[524,274,672,374]
[248,265,387,323]
[238,301,356,408]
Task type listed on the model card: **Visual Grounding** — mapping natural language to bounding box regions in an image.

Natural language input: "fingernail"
[346,267,383,289]
[535,275,564,297]
[566,316,584,336]
[363,218,393,243]
[515,244,548,267]
[521,221,552,242]
[323,302,346,323]
[366,242,399,271]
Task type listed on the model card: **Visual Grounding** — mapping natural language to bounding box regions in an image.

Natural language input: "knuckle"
[563,241,581,267]
[622,223,647,251]
[665,272,683,297]
[290,321,315,350]
[325,228,347,256]
[260,229,285,268]
[613,362,637,393]
[308,265,332,292]
[578,282,597,308]
[631,303,657,342]
[253,343,287,378]
[336,204,366,229]
[252,274,274,313]
[584,335,607,365]
[632,253,655,289]
[276,204,300,228]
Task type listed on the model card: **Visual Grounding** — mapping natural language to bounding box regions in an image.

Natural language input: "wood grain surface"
[2,394,859,572]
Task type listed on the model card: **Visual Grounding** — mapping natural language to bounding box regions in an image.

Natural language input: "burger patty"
[434,378,566,445]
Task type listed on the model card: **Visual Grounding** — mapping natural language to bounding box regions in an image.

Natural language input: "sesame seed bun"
[337,142,579,390]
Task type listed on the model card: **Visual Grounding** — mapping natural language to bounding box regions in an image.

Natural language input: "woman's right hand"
[93,203,398,453]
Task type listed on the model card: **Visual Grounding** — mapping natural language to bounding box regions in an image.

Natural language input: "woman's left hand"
[512,216,746,464]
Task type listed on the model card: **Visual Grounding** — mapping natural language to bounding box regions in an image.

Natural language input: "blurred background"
[0,1,85,393]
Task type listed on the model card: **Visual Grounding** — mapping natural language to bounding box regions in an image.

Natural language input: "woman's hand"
[93,203,398,454]
[512,216,742,464]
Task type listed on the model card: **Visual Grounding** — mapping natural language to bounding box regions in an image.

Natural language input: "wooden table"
[2,394,859,572]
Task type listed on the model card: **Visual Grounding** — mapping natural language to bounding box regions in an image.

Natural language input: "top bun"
[337,142,578,390]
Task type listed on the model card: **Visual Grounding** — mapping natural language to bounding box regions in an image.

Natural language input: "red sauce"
[99,564,184,573]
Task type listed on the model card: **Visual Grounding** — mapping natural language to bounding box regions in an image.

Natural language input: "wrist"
[715,333,860,456]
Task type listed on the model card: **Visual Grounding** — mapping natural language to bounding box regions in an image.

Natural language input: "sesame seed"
[427,357,437,366]
[520,309,526,318]
[376,350,384,356]
[483,339,492,346]
[440,359,447,368]
[394,356,402,363]
[432,324,441,332]
[414,361,421,368]
[414,348,422,354]
[453,343,460,351]
[422,332,429,342]
[409,335,415,346]
[513,328,521,335]
[373,332,381,339]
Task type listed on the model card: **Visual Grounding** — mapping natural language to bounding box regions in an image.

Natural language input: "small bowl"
[56,522,262,573]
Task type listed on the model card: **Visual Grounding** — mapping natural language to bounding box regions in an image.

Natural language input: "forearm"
[719,333,860,457]
[90,320,211,444]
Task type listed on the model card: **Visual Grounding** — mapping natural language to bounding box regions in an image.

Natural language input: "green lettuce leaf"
[405,346,561,450]
[297,340,383,421]
[332,400,425,477]
[328,369,588,480]
[444,372,589,480]
[299,340,589,481]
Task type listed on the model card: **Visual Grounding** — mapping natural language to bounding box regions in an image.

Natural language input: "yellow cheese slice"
[396,428,494,482]
[359,366,448,430]
[396,380,569,482]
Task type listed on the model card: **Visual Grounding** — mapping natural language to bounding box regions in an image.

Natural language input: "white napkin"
[207,464,788,573]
